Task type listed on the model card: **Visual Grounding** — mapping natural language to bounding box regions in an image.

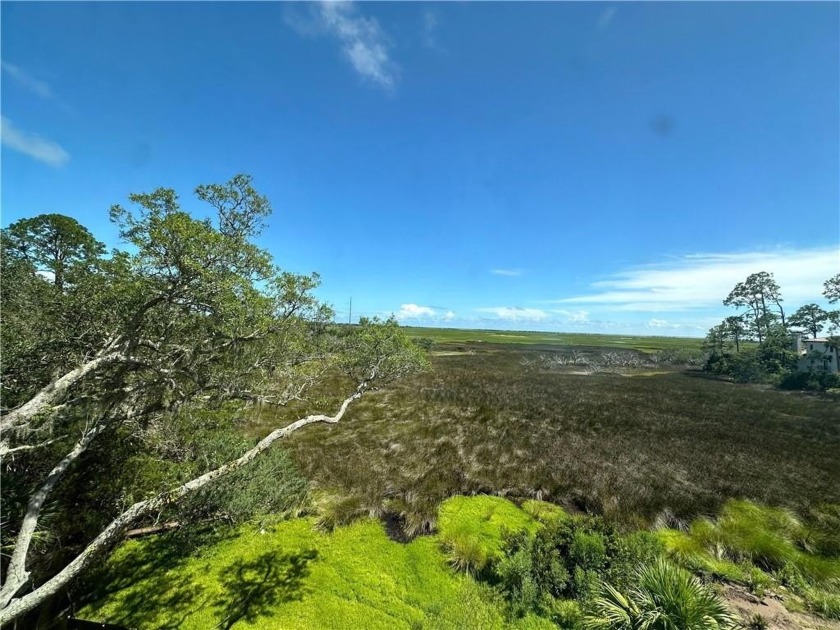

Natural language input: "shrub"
[747,613,768,630]
[495,514,666,619]
[412,337,436,351]
[583,558,737,630]
[569,531,608,573]
[779,370,840,391]
[605,530,664,590]
[495,544,540,615]
[547,598,583,628]
[180,446,309,526]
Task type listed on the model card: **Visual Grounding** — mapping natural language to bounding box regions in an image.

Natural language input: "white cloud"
[291,2,399,89]
[1,116,69,167]
[397,303,437,319]
[477,306,549,321]
[553,309,590,323]
[597,7,617,30]
[556,247,840,313]
[491,268,523,277]
[443,310,456,321]
[647,318,679,329]
[1,62,53,99]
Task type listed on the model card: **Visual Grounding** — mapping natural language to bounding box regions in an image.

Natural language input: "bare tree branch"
[0,436,67,458]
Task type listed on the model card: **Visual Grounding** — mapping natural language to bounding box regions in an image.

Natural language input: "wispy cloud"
[648,318,681,329]
[396,303,437,320]
[553,309,590,323]
[477,306,549,321]
[288,1,399,89]
[597,7,617,30]
[555,247,840,313]
[1,116,69,167]
[491,268,524,277]
[1,61,53,99]
[422,10,441,50]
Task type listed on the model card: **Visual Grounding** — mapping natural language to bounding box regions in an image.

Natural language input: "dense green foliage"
[493,512,663,622]
[658,501,840,620]
[437,495,540,574]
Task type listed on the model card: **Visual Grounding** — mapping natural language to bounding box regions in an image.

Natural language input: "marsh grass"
[259,345,839,529]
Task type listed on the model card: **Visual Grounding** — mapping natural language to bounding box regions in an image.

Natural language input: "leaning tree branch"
[0,380,371,626]
[0,421,110,610]
[0,351,125,434]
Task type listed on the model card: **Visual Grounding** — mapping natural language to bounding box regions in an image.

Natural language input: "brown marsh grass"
[252,344,840,532]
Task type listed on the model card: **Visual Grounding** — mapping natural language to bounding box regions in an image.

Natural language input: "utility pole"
[348,297,352,325]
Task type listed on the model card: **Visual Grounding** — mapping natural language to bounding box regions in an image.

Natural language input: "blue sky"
[2,2,838,337]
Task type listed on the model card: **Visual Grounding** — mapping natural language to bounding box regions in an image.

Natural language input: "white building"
[791,333,839,374]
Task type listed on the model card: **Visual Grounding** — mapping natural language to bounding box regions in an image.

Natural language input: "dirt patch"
[724,585,839,630]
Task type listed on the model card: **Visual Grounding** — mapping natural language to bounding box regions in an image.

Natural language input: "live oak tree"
[788,304,830,339]
[0,175,426,625]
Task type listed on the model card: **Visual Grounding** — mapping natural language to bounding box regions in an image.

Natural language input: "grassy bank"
[80,497,552,630]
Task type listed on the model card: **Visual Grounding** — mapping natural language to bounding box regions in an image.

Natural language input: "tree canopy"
[0,175,427,624]
[789,304,830,339]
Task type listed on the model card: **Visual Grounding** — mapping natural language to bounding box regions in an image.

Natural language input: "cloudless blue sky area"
[2,2,838,336]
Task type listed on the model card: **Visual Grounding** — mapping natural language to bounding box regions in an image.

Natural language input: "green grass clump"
[804,589,840,620]
[658,499,840,622]
[522,500,569,525]
[660,500,840,588]
[437,495,539,574]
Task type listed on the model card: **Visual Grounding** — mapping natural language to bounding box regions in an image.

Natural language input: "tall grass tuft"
[659,500,840,589]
